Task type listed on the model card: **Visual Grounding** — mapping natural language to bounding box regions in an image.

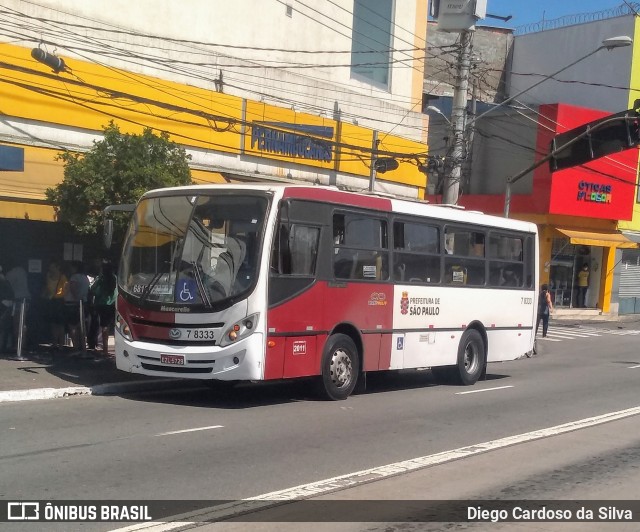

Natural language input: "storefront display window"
[549,238,590,308]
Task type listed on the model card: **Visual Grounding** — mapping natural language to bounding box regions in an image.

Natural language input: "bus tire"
[453,329,485,385]
[319,334,359,400]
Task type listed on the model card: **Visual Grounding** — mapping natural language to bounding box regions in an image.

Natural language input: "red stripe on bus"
[283,187,392,210]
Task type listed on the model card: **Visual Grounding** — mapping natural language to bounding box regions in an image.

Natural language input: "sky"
[478,1,633,30]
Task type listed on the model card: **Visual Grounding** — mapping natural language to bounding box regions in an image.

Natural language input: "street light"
[501,35,633,218]
[471,35,632,127]
[426,106,452,124]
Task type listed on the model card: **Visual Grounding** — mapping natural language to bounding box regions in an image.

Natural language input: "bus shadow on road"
[118,377,331,409]
[117,370,512,408]
[358,369,510,396]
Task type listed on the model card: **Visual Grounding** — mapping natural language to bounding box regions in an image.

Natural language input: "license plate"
[161,354,185,365]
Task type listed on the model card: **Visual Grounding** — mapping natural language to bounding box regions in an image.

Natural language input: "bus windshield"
[118,192,269,307]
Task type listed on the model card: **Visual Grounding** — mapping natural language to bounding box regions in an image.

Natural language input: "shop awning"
[556,228,638,249]
[621,231,640,244]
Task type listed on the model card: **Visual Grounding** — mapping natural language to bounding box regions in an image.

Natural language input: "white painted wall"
[509,17,634,113]
[3,0,426,140]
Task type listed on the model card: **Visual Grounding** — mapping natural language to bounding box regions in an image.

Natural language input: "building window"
[351,0,393,88]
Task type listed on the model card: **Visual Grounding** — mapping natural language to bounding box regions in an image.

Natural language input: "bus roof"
[141,183,538,234]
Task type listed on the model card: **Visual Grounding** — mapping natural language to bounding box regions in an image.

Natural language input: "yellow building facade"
[0,42,429,223]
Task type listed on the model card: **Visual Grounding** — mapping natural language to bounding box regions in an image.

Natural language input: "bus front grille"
[140,363,213,374]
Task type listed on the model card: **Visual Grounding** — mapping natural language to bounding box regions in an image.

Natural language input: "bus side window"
[393,220,440,284]
[271,224,291,275]
[333,212,388,281]
[271,224,320,277]
[447,264,467,284]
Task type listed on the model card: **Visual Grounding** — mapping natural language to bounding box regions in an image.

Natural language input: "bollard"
[15,298,27,360]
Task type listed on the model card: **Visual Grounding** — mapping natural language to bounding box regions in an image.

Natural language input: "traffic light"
[550,106,640,171]
[374,158,399,173]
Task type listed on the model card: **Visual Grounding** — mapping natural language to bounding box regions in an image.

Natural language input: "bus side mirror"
[104,219,114,249]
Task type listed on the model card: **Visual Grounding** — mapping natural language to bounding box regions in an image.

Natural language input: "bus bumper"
[115,331,265,381]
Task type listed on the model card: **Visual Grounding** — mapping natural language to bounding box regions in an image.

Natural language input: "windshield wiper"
[191,260,212,308]
[139,271,163,305]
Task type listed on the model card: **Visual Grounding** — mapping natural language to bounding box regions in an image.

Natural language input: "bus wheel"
[320,334,359,400]
[454,329,485,385]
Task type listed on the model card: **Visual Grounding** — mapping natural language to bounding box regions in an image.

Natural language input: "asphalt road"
[1,322,639,531]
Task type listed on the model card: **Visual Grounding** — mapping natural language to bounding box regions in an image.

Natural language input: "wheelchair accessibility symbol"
[177,279,196,302]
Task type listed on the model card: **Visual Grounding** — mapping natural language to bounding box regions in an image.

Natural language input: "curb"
[0,378,196,403]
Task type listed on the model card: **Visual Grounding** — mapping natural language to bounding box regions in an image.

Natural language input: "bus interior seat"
[214,237,246,295]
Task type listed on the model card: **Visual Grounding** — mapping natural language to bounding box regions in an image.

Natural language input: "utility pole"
[442,30,472,204]
[368,130,379,192]
[462,83,477,193]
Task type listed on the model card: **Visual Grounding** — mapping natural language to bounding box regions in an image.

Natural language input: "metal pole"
[443,30,472,205]
[503,180,512,218]
[462,83,477,193]
[16,298,26,360]
[369,130,379,192]
[79,299,86,353]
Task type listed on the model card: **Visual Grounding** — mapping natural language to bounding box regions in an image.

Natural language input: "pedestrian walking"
[536,283,553,338]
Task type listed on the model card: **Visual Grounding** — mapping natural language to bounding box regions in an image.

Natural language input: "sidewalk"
[0,337,196,403]
[1,313,638,404]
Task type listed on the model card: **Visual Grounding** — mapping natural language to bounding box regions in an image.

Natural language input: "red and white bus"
[114,184,539,399]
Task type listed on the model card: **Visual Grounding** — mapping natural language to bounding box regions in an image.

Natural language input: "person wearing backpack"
[536,283,554,338]
[88,260,117,357]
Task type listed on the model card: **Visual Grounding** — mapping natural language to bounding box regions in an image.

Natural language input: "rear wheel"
[319,334,359,400]
[453,329,485,385]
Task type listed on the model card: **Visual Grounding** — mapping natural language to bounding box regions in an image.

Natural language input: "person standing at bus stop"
[88,260,117,357]
[536,284,553,338]
[577,263,590,308]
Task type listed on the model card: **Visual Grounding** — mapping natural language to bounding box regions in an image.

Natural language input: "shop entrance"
[549,238,600,308]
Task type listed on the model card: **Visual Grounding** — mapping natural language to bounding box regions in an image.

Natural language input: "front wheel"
[319,334,359,400]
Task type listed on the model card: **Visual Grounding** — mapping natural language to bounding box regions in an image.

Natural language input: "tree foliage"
[47,121,192,235]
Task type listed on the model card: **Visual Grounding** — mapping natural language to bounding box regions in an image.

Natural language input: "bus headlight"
[115,312,133,341]
[219,313,259,347]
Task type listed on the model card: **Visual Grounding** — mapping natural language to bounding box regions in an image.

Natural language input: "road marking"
[154,425,223,436]
[455,385,513,395]
[112,405,640,531]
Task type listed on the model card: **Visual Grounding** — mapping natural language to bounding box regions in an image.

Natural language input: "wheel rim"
[463,341,479,374]
[330,348,353,389]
